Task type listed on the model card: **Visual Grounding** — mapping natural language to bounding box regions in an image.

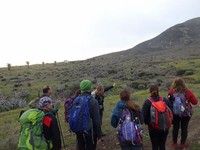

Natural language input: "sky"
[0,0,200,67]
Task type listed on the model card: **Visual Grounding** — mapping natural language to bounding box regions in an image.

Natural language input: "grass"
[0,86,200,149]
[1,57,200,149]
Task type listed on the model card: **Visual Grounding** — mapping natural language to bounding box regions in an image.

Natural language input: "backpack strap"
[122,106,138,122]
[29,124,35,150]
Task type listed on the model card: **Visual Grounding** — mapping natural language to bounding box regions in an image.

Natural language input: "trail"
[97,108,200,150]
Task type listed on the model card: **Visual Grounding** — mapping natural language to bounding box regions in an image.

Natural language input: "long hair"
[172,78,187,92]
[120,89,131,102]
[120,89,140,111]
[96,85,104,96]
[149,84,159,97]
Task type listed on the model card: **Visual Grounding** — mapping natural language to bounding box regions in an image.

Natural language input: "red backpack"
[149,97,173,130]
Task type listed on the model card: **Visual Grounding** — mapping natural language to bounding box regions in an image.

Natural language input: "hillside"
[1,17,200,104]
[133,17,200,51]
[80,17,200,75]
[1,17,200,150]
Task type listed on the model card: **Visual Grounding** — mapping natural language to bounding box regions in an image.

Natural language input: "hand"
[113,83,116,87]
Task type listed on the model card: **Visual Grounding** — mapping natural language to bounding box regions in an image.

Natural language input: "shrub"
[14,90,30,99]
[184,70,194,75]
[176,69,186,76]
[0,99,27,112]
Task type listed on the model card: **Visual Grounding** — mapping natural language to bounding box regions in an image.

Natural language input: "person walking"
[168,78,198,149]
[39,96,62,150]
[68,80,101,150]
[111,88,143,150]
[92,83,115,136]
[142,85,173,150]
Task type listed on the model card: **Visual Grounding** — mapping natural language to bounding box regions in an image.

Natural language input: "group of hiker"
[17,77,198,150]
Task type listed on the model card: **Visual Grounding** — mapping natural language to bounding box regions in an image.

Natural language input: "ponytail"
[149,84,159,97]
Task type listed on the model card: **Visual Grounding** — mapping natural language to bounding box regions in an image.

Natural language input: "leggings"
[149,127,169,150]
[172,115,190,144]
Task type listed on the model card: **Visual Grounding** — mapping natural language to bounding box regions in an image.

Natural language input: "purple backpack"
[64,97,74,122]
[117,108,142,144]
[173,92,192,117]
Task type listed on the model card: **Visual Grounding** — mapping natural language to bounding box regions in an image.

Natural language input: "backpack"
[149,97,173,130]
[117,108,142,145]
[68,95,91,133]
[173,92,192,117]
[64,97,75,122]
[18,109,51,150]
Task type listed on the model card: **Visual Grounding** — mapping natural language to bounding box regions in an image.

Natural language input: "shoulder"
[143,98,151,105]
[88,95,99,106]
[116,100,126,108]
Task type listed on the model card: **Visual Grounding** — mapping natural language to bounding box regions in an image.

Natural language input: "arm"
[137,109,144,124]
[104,85,114,92]
[90,97,101,138]
[142,100,151,125]
[43,115,61,150]
[111,101,125,128]
[111,104,120,128]
[186,89,198,105]
[163,97,173,111]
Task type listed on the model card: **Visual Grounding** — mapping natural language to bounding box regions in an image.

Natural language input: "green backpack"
[18,109,52,150]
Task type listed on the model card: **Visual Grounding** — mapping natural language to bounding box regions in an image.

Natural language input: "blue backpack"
[173,92,192,117]
[68,95,91,133]
[117,108,142,145]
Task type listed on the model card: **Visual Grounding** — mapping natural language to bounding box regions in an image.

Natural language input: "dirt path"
[97,109,200,150]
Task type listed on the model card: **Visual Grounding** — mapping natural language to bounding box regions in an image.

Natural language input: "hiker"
[41,86,61,114]
[42,85,52,97]
[68,80,102,150]
[142,84,173,150]
[18,97,58,150]
[92,83,115,135]
[27,86,53,109]
[111,88,143,150]
[39,96,62,150]
[64,89,81,122]
[168,78,198,149]
[18,108,50,150]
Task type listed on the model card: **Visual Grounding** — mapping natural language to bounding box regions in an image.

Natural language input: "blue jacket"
[111,100,126,128]
[111,100,143,128]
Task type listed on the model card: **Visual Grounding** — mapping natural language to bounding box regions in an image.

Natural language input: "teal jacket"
[111,100,126,128]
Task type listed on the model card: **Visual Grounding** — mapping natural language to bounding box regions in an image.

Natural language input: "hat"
[39,96,52,109]
[80,80,92,92]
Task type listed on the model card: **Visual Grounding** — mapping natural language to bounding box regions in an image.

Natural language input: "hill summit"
[133,17,200,52]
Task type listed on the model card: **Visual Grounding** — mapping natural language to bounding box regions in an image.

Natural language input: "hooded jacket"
[111,100,142,128]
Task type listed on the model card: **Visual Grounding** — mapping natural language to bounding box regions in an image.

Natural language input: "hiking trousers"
[76,131,97,150]
[148,127,169,150]
[172,115,190,144]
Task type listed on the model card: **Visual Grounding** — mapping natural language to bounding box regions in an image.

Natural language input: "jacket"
[111,100,143,128]
[95,85,114,111]
[82,92,101,138]
[43,112,61,150]
[168,88,198,105]
[142,96,172,126]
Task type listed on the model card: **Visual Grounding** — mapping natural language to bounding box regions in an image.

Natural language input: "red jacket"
[168,88,198,105]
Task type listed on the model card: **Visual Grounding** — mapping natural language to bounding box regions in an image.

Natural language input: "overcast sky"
[0,0,200,67]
